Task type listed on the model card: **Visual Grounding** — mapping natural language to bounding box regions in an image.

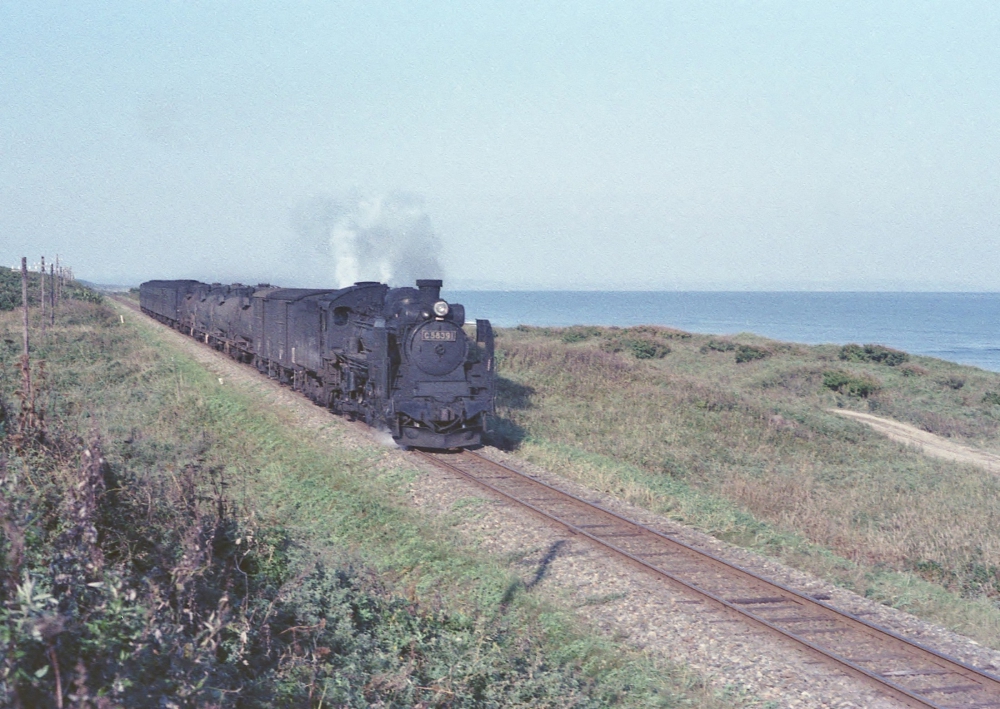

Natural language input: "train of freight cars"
[139,278,495,449]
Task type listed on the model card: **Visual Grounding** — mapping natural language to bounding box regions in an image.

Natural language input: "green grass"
[490,325,1000,647]
[1,294,746,707]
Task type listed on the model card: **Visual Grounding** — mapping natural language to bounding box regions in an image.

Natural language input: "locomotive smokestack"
[416,279,442,301]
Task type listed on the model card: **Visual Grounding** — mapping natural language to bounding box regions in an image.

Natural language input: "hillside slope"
[491,325,1000,646]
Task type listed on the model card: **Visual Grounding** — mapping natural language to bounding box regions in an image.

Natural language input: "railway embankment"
[490,325,1000,649]
[0,287,734,706]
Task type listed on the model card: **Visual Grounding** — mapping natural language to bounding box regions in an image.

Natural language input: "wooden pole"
[50,264,55,325]
[55,255,60,307]
[40,256,46,330]
[20,257,31,401]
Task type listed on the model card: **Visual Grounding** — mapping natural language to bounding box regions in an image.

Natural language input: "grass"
[489,325,1000,646]
[1,291,744,706]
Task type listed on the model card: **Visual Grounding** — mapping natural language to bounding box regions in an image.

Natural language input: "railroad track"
[415,449,1000,709]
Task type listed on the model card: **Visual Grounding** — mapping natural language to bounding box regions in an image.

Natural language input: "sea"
[446,291,1000,373]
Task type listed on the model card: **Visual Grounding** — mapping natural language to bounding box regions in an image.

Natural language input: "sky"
[1,2,998,290]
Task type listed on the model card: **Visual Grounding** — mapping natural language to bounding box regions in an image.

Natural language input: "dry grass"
[2,299,748,708]
[491,325,1000,645]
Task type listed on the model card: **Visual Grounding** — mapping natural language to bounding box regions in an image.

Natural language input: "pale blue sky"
[2,2,998,289]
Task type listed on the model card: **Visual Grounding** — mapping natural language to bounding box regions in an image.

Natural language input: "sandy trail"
[831,409,1000,471]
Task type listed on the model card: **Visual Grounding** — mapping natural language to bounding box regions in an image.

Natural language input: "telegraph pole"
[40,256,46,331]
[20,257,31,400]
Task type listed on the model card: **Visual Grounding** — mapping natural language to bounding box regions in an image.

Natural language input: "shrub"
[822,370,882,397]
[627,338,671,360]
[0,270,21,311]
[941,375,966,390]
[559,326,602,343]
[0,270,101,311]
[983,391,1000,406]
[838,343,865,362]
[839,343,909,366]
[698,339,770,363]
[700,339,735,353]
[735,344,770,364]
[626,325,692,340]
[600,336,670,360]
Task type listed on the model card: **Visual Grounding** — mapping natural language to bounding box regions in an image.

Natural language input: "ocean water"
[447,291,1000,373]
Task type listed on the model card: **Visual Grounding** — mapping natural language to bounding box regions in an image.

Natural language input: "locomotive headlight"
[433,300,450,318]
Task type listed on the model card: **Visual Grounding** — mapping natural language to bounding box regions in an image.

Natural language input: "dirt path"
[830,409,1000,471]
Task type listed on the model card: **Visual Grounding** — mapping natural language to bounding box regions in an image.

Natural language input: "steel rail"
[414,449,1000,709]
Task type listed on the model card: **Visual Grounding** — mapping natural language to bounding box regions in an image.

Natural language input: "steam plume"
[291,192,443,287]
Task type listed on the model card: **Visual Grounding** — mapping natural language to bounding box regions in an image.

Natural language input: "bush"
[941,375,966,390]
[838,343,865,362]
[822,370,882,398]
[0,269,45,311]
[699,340,769,363]
[983,391,1000,406]
[600,336,670,360]
[700,339,735,353]
[627,338,671,360]
[0,270,101,311]
[625,325,691,340]
[560,326,602,344]
[839,343,909,366]
[735,344,770,364]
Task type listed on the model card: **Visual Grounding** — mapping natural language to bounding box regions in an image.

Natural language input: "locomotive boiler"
[139,278,494,449]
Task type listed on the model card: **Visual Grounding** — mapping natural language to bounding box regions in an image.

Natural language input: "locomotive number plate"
[422,330,457,342]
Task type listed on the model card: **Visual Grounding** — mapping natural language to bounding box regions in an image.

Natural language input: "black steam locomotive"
[139,278,495,449]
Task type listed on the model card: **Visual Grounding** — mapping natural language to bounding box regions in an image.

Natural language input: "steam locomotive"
[139,278,495,449]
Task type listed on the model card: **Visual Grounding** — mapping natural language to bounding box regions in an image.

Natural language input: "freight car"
[139,278,494,449]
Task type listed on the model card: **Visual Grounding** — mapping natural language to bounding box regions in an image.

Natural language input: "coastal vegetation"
[13,271,1000,703]
[0,285,730,706]
[490,324,1000,647]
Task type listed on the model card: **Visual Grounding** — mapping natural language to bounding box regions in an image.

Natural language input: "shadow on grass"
[484,416,528,451]
[485,377,536,450]
[501,540,568,606]
[497,376,535,409]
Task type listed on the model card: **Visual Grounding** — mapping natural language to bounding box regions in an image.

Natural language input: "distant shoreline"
[448,291,1000,373]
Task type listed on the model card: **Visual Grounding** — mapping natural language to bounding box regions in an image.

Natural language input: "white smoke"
[291,192,443,288]
[371,429,401,448]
